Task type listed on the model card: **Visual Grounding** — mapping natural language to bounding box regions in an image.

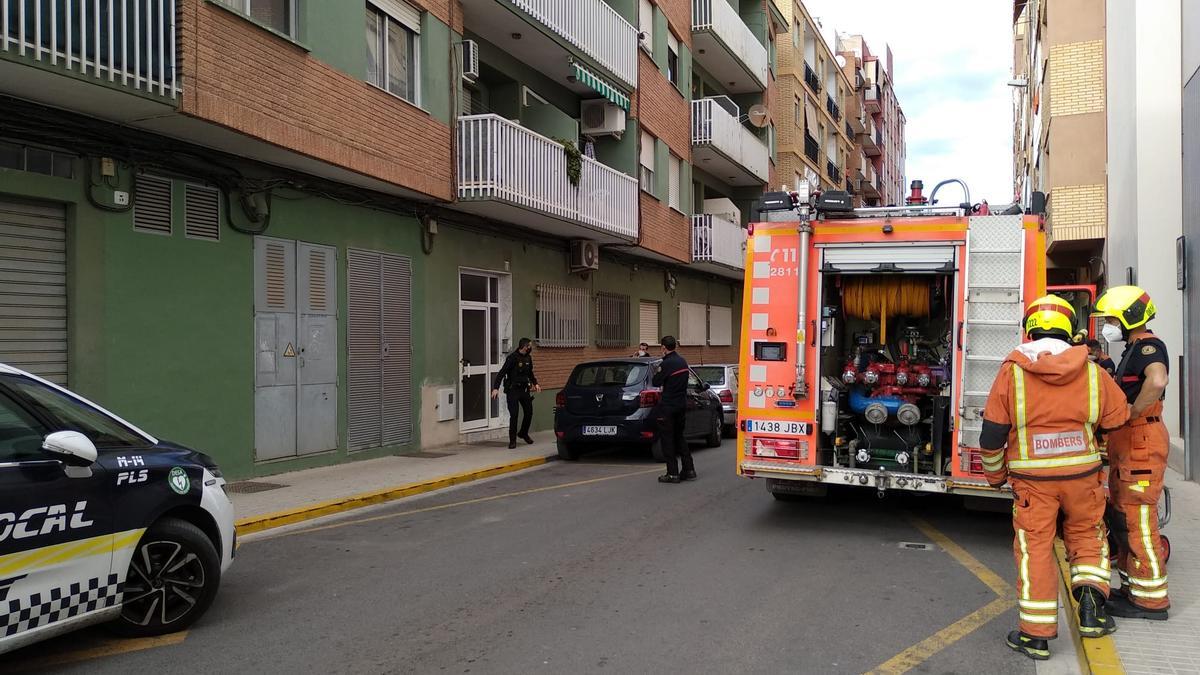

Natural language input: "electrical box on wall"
[436,388,456,422]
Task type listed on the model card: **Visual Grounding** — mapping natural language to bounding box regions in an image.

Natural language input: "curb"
[234,454,556,536]
[1054,541,1126,674]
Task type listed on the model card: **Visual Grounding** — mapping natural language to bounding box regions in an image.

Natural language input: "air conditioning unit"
[458,40,479,82]
[569,240,600,273]
[580,100,626,137]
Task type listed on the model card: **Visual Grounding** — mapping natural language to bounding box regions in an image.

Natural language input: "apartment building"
[837,34,905,206]
[770,1,856,200]
[0,0,770,478]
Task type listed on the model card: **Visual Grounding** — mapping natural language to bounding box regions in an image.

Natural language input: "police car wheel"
[110,518,221,637]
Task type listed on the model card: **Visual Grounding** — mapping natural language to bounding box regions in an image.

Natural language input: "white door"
[459,272,504,432]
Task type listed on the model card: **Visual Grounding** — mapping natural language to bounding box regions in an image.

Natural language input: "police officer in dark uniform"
[492,338,540,449]
[652,336,695,483]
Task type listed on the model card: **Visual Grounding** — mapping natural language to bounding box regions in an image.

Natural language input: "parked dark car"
[553,359,725,461]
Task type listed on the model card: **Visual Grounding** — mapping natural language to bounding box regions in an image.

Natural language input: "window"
[639,130,656,195]
[666,32,680,86]
[134,174,173,235]
[536,285,588,348]
[639,301,660,345]
[217,0,293,36]
[708,306,732,346]
[367,1,421,104]
[0,141,74,178]
[793,20,800,48]
[693,366,726,386]
[3,374,147,450]
[794,98,802,128]
[595,293,631,347]
[768,123,777,159]
[639,0,654,54]
[0,388,49,463]
[668,154,682,211]
[570,363,649,387]
[679,302,707,346]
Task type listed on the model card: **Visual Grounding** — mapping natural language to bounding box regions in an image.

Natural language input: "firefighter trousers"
[1107,420,1170,611]
[1011,472,1110,639]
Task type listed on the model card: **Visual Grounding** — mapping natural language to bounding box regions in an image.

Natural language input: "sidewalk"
[227,431,559,532]
[1108,468,1200,675]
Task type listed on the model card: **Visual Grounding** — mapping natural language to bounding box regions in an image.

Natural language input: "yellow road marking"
[1055,540,1125,674]
[863,516,1017,675]
[9,632,188,672]
[245,467,662,543]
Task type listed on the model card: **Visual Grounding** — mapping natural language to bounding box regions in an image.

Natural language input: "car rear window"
[570,363,649,388]
[693,366,726,386]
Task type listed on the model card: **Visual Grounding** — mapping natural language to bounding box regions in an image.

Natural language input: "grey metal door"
[347,249,413,451]
[0,200,67,384]
[254,238,338,460]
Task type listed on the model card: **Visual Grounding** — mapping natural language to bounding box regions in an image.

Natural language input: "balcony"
[456,114,638,242]
[0,0,179,122]
[804,134,819,163]
[826,94,840,122]
[849,111,866,135]
[462,0,637,90]
[865,84,882,114]
[803,63,821,93]
[691,98,769,186]
[827,160,841,185]
[692,0,768,93]
[844,120,853,139]
[860,117,881,156]
[861,163,880,198]
[691,214,746,278]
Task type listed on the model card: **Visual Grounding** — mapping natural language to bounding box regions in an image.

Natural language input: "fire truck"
[736,181,1049,501]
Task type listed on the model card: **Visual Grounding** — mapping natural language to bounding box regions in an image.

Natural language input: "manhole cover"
[400,451,456,459]
[226,481,288,494]
[899,542,933,551]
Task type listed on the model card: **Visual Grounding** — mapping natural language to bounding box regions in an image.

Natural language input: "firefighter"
[979,295,1130,660]
[1092,286,1171,620]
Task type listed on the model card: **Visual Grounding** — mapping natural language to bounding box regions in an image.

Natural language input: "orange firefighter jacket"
[980,339,1129,485]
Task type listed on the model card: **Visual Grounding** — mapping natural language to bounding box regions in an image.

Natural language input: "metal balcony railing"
[827,161,841,185]
[826,94,840,121]
[1,0,179,97]
[457,114,638,239]
[692,0,769,89]
[692,214,746,270]
[845,121,853,138]
[691,98,769,182]
[507,0,638,88]
[865,84,881,112]
[804,134,819,163]
[803,63,820,92]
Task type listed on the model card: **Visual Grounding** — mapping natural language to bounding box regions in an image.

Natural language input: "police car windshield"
[1,375,147,449]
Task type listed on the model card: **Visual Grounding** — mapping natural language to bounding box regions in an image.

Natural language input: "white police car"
[0,364,234,654]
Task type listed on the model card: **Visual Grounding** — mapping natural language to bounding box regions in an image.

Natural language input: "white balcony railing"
[691,98,770,182]
[692,0,768,88]
[1,0,179,97]
[692,214,746,270]
[507,0,637,89]
[457,114,638,240]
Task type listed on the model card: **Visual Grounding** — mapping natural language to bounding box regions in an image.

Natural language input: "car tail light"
[718,389,734,404]
[639,390,661,408]
[555,391,566,407]
[748,437,805,460]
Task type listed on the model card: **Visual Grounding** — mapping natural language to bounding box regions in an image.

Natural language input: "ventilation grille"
[265,243,288,309]
[184,185,220,241]
[133,175,172,234]
[308,249,328,312]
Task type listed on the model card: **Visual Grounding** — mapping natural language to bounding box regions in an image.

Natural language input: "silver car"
[693,364,738,437]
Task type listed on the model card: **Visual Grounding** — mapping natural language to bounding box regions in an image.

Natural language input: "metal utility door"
[347,249,413,451]
[459,272,503,431]
[0,200,67,384]
[254,238,338,460]
[957,215,1027,451]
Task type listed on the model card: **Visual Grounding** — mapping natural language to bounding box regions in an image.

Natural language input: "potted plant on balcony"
[554,137,583,187]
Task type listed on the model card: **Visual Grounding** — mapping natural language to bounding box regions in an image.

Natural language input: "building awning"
[572,61,630,111]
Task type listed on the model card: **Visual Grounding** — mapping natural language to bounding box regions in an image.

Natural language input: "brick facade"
[179,0,454,201]
[1049,40,1105,117]
[1048,183,1106,242]
[656,0,693,49]
[635,53,691,159]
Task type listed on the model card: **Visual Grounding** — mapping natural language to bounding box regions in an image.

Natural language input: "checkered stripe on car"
[2,575,122,637]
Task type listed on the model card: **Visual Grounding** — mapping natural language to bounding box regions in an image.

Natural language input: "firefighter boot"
[1106,594,1169,621]
[1075,587,1117,637]
[1006,631,1050,661]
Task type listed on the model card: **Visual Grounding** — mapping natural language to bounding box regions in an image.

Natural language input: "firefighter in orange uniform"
[979,295,1130,660]
[1092,286,1171,620]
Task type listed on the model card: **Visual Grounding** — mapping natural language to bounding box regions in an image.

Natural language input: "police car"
[0,364,234,654]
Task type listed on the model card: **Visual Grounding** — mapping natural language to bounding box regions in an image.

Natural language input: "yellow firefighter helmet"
[1024,294,1076,340]
[1092,285,1156,330]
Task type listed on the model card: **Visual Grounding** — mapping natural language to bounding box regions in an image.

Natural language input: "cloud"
[802,0,1015,203]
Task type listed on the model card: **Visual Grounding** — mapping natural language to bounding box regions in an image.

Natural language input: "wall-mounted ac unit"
[458,40,479,82]
[580,100,626,137]
[569,240,600,272]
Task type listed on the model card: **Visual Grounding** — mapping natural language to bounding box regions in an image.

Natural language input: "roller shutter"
[0,200,67,383]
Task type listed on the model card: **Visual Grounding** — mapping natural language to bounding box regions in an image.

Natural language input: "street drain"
[227,480,288,494]
[899,542,933,551]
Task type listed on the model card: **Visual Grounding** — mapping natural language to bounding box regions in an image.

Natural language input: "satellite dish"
[835,55,847,68]
[747,104,770,128]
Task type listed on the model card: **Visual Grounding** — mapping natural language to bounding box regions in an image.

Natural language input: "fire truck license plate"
[745,420,811,435]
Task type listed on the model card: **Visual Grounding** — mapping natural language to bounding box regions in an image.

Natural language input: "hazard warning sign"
[283,343,297,358]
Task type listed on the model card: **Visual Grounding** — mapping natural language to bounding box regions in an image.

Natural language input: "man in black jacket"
[652,336,695,483]
[492,338,540,449]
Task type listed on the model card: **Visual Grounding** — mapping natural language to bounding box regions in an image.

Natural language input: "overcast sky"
[802,0,1015,205]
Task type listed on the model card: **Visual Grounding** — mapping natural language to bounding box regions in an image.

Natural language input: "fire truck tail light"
[749,437,807,460]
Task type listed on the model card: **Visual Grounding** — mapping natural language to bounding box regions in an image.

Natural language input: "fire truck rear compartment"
[818,273,956,476]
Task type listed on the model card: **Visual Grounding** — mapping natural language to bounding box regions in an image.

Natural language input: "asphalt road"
[6,440,1039,674]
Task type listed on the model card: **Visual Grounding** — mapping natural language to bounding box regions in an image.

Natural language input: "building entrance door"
[459,272,504,432]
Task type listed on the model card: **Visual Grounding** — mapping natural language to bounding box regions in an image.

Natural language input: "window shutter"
[667,31,679,56]
[679,302,707,346]
[708,306,732,346]
[184,184,220,241]
[372,0,421,32]
[668,155,681,210]
[133,174,172,234]
[347,249,383,451]
[639,301,660,345]
[381,253,413,445]
[638,0,653,52]
[640,130,655,169]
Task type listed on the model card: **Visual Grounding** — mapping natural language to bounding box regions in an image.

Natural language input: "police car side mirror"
[42,431,98,466]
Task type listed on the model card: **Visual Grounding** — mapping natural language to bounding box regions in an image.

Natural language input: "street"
[6,440,1033,674]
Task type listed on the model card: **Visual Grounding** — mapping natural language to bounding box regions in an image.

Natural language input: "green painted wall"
[420,17,455,124]
[603,0,636,23]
